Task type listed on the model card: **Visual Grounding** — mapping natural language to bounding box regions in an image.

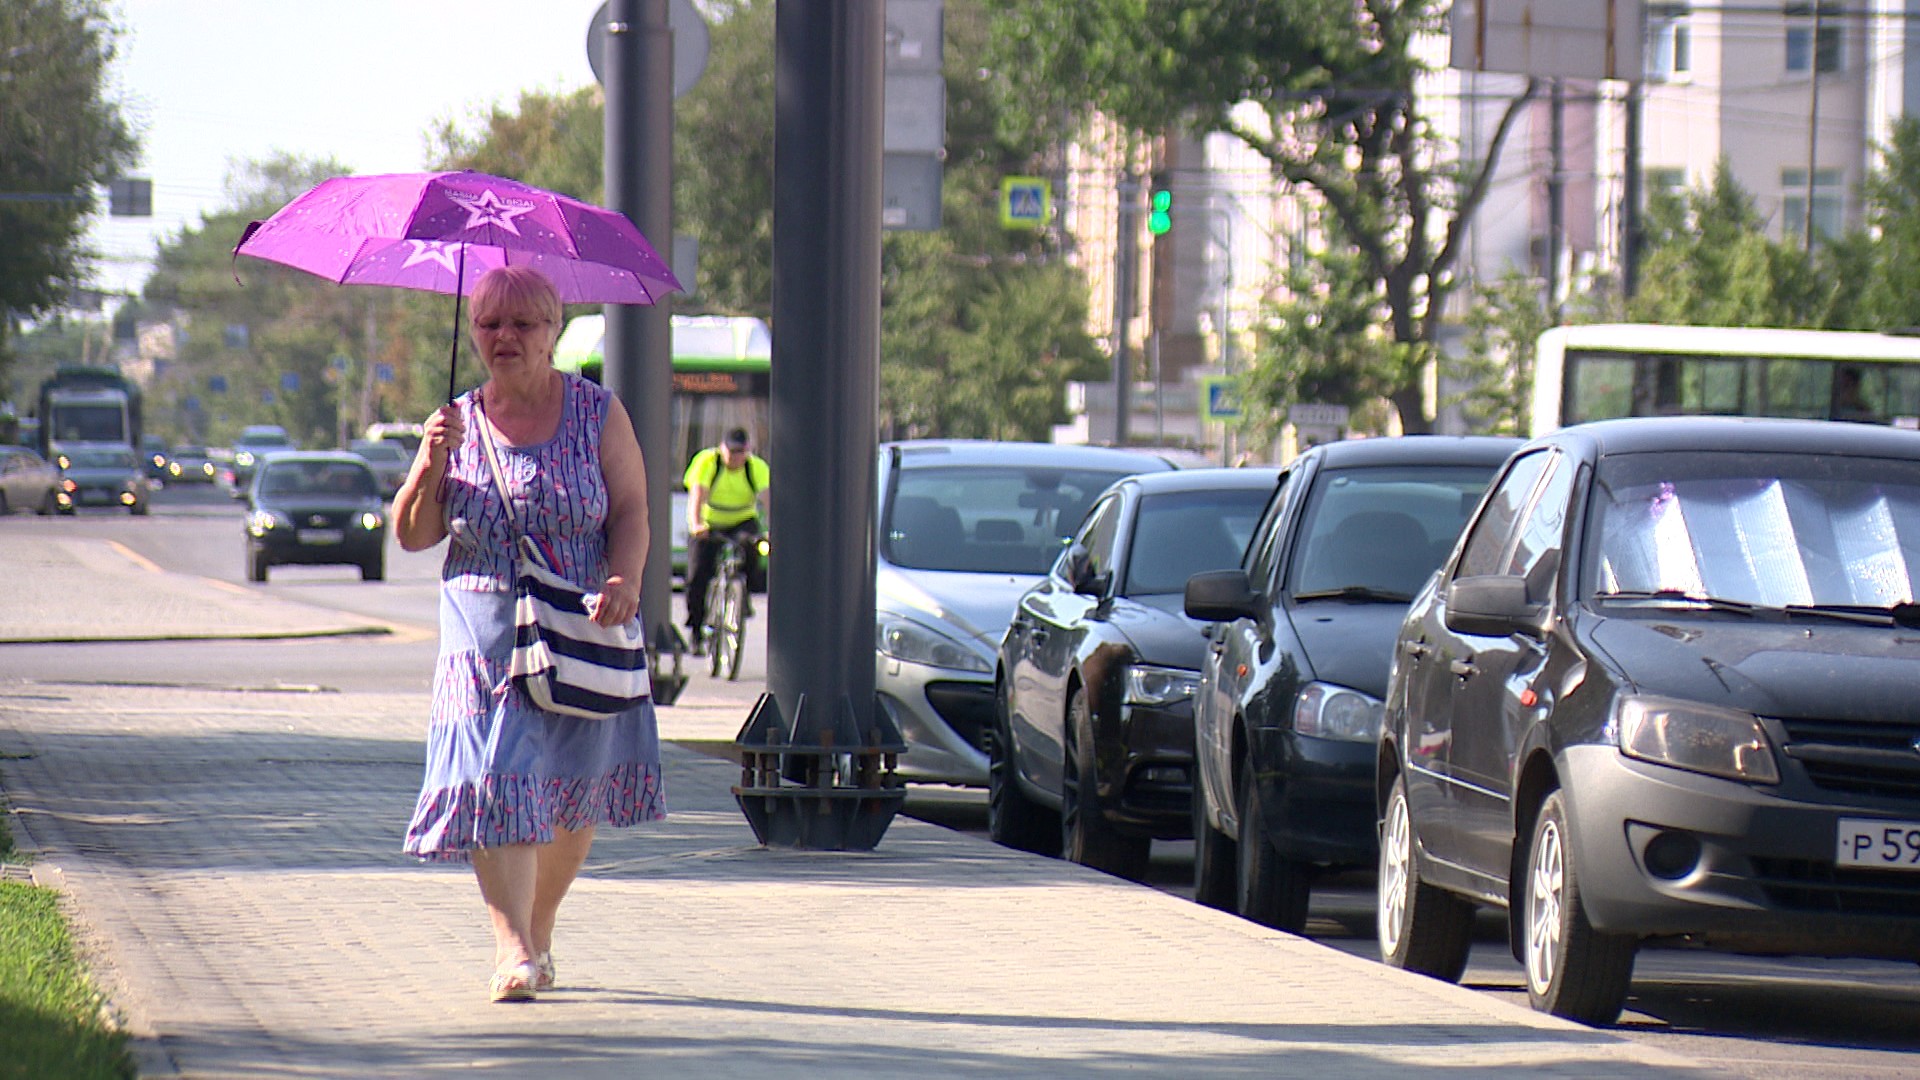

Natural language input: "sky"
[86,0,610,298]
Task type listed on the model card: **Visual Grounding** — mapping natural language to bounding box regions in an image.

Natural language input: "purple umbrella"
[233,170,682,399]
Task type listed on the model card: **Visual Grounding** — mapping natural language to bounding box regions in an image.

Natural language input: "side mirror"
[1184,568,1261,623]
[1444,575,1546,638]
[1064,544,1108,596]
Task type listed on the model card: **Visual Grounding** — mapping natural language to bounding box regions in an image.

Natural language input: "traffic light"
[1147,186,1172,235]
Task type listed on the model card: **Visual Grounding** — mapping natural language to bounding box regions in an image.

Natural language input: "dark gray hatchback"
[1378,416,1920,1026]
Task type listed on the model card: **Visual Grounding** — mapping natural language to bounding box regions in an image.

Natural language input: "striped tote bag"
[507,535,652,719]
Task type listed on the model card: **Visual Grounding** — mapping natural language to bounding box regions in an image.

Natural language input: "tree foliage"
[981,0,1535,433]
[0,0,137,378]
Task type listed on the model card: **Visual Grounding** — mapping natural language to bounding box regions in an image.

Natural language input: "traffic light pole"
[1112,173,1137,447]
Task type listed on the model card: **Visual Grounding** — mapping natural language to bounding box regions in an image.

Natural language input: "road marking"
[107,540,164,574]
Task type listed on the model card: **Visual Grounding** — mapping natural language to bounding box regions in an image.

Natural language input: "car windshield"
[352,442,409,462]
[1584,450,1920,608]
[885,465,1143,574]
[64,448,136,469]
[261,461,376,498]
[1289,465,1500,599]
[1121,488,1271,595]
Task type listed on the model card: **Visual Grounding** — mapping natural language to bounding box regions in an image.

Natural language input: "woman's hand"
[595,575,641,627]
[424,403,465,462]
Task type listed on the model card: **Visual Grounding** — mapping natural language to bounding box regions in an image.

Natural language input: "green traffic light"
[1148,188,1172,235]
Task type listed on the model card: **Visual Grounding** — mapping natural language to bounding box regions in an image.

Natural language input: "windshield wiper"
[1591,590,1763,616]
[1783,602,1920,629]
[1292,585,1413,604]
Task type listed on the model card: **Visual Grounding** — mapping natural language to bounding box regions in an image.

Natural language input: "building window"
[1649,4,1693,81]
[1645,167,1688,202]
[1785,3,1844,74]
[1781,168,1844,240]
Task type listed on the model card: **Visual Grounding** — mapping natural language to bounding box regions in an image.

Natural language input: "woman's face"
[472,301,558,377]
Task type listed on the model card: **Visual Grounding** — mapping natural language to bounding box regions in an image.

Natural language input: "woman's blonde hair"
[470,265,563,330]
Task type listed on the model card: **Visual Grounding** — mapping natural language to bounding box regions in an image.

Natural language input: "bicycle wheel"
[705,568,729,677]
[718,575,748,680]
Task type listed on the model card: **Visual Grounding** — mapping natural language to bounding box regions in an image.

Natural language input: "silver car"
[0,446,64,515]
[876,440,1177,785]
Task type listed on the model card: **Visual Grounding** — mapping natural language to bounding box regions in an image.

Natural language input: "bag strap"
[474,399,549,575]
[707,449,762,496]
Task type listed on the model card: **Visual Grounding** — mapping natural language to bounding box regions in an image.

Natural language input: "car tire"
[1235,747,1311,933]
[130,500,149,516]
[0,492,8,515]
[1378,772,1474,981]
[1523,790,1636,1025]
[248,544,270,583]
[37,490,55,515]
[1061,686,1149,881]
[987,678,1060,856]
[1192,775,1237,911]
[360,552,385,582]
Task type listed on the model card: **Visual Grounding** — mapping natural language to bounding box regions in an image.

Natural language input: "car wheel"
[360,552,385,581]
[130,500,149,516]
[1061,686,1149,881]
[1523,790,1636,1025]
[987,678,1061,856]
[248,544,270,583]
[1378,772,1474,981]
[37,490,54,516]
[0,492,8,515]
[1235,747,1311,933]
[1192,773,1237,911]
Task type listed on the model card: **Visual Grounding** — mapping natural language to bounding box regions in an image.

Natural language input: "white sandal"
[489,961,538,1003]
[534,953,557,992]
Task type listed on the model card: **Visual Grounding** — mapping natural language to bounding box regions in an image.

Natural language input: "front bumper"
[1560,743,1920,958]
[1100,701,1195,838]
[876,656,992,786]
[1249,725,1377,866]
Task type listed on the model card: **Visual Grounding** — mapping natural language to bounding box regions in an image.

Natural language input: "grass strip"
[0,882,133,1080]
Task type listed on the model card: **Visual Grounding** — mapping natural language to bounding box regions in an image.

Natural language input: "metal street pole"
[1112,172,1136,446]
[602,0,677,661]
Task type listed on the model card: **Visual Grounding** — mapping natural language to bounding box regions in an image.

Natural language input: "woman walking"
[394,265,665,1002]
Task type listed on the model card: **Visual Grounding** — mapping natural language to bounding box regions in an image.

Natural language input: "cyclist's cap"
[724,428,750,449]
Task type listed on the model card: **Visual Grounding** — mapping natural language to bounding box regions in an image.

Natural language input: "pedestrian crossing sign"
[1199,376,1241,421]
[1000,176,1051,230]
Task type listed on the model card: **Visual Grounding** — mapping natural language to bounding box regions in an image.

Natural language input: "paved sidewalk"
[0,534,1722,1078]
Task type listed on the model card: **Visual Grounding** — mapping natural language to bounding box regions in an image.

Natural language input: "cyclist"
[683,427,770,653]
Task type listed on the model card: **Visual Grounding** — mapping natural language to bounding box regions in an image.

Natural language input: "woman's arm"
[597,395,649,627]
[393,403,463,551]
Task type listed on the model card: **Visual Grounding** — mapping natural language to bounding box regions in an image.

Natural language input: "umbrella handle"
[446,242,469,404]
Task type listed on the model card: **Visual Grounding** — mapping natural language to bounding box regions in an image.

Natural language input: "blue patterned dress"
[404,373,665,862]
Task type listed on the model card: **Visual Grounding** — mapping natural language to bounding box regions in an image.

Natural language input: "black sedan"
[244,452,388,582]
[1379,417,1920,1026]
[992,467,1280,879]
[1182,436,1519,931]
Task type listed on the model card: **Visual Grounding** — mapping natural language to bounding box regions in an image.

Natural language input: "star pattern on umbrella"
[447,188,538,236]
[399,240,462,274]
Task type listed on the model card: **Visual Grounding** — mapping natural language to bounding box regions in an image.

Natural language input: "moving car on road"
[993,467,1279,878]
[55,445,151,514]
[0,446,65,515]
[165,445,220,484]
[876,440,1178,786]
[229,424,295,494]
[1182,436,1519,931]
[348,439,411,498]
[1377,417,1920,1026]
[243,452,388,582]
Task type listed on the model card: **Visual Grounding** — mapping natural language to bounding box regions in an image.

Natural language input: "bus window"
[1567,356,1635,424]
[1762,358,1833,419]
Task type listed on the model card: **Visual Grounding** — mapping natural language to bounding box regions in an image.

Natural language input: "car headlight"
[1613,695,1780,784]
[358,511,384,531]
[247,509,292,535]
[1293,682,1384,742]
[875,615,992,673]
[1124,664,1200,707]
[235,450,255,467]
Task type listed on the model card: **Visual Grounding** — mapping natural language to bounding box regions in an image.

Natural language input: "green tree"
[0,0,137,382]
[1628,162,1825,329]
[981,0,1536,433]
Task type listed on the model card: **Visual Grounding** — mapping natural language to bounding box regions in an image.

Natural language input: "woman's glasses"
[474,317,550,335]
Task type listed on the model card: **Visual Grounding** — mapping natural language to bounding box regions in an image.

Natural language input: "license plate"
[1835,817,1920,869]
[297,528,344,545]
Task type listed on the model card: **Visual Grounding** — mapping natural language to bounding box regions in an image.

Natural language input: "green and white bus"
[1531,323,1920,436]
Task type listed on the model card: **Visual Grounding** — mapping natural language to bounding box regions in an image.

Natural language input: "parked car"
[243,452,388,582]
[166,445,220,484]
[1182,435,1520,931]
[0,446,65,515]
[55,445,151,514]
[348,439,411,498]
[876,440,1179,785]
[993,467,1280,878]
[230,424,295,494]
[1377,417,1920,1026]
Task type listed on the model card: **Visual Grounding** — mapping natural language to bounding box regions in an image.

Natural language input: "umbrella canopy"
[234,171,681,304]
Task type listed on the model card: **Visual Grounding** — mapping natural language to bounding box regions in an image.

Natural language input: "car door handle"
[1449,658,1478,678]
[1403,641,1432,659]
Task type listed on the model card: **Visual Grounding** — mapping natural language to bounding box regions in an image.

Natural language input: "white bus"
[1530,323,1920,436]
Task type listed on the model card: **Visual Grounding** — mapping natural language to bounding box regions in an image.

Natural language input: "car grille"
[1775,717,1920,799]
[923,681,994,754]
[1750,857,1920,917]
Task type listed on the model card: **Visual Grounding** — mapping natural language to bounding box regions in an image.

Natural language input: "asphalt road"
[12,482,1920,1078]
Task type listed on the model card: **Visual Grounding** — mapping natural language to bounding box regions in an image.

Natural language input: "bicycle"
[701,531,765,680]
